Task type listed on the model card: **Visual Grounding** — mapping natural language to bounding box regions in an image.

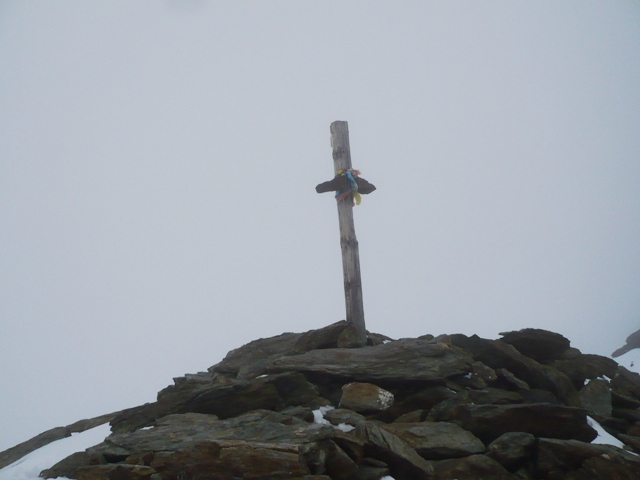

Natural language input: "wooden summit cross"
[316,121,376,347]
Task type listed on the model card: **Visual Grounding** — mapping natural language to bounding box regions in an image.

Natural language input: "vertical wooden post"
[330,121,367,347]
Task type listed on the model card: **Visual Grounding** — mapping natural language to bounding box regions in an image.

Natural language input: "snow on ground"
[587,416,626,449]
[0,423,110,480]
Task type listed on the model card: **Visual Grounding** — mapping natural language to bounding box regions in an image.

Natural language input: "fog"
[1,1,639,451]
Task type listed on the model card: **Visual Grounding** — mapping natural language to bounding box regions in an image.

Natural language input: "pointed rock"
[498,328,571,363]
[364,422,434,480]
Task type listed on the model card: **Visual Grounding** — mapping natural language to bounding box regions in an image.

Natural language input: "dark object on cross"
[315,174,376,196]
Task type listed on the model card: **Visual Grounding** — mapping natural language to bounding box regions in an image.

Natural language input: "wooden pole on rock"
[330,121,366,347]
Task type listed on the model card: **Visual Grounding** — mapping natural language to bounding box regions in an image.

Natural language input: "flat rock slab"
[94,411,334,458]
[268,338,473,383]
[381,422,486,460]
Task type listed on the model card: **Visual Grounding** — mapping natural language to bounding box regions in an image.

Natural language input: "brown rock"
[433,454,516,479]
[339,383,394,412]
[150,440,310,479]
[40,451,106,479]
[76,464,156,480]
[337,324,365,348]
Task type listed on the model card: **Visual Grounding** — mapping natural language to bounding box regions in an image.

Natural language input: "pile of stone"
[27,322,640,478]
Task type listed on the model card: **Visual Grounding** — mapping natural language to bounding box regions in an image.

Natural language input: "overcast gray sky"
[1,1,639,451]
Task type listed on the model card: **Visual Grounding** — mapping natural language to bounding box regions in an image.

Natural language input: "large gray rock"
[267,338,473,383]
[552,354,619,390]
[96,411,334,458]
[381,422,486,460]
[579,379,612,416]
[431,402,597,444]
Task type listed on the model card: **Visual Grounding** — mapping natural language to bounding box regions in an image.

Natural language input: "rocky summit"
[5,321,640,479]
